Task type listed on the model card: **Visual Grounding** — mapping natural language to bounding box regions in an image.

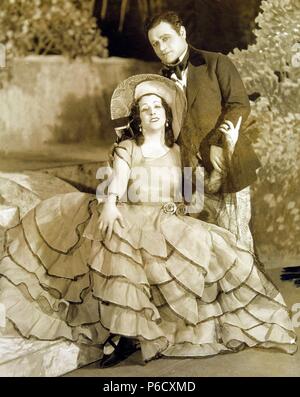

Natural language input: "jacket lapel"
[186,47,207,108]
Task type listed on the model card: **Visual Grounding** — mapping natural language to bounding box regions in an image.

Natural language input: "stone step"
[0,165,104,376]
[0,335,101,377]
[42,161,107,193]
[0,142,112,193]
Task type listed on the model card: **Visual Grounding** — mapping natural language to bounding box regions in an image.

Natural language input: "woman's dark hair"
[144,11,183,36]
[118,94,175,147]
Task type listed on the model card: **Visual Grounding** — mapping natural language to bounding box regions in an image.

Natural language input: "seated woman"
[0,74,297,370]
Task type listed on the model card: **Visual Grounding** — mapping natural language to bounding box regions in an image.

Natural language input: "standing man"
[145,11,260,250]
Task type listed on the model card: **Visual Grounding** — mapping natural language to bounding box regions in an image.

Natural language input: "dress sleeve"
[105,139,133,201]
[111,139,133,169]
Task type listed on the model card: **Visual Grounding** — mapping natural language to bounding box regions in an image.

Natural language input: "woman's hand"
[219,116,242,148]
[99,202,126,240]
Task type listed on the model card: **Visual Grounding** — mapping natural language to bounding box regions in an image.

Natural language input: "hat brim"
[110,74,187,140]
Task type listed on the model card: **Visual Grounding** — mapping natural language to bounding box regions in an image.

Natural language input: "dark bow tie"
[162,50,189,80]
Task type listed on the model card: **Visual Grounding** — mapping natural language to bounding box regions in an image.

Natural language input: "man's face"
[148,21,187,65]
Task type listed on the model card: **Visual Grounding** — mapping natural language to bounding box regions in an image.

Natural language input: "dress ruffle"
[0,192,297,362]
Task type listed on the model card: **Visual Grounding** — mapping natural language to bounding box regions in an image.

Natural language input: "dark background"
[93,0,262,60]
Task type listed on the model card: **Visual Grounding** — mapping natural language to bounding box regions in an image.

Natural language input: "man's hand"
[210,145,226,173]
[219,116,242,148]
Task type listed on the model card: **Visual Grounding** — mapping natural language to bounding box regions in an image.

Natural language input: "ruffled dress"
[0,140,297,362]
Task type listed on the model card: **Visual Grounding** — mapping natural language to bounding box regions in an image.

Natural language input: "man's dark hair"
[144,11,183,36]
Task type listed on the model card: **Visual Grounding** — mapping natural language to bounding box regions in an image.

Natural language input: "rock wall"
[0,56,159,152]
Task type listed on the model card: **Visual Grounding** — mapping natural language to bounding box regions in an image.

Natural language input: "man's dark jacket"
[165,46,261,193]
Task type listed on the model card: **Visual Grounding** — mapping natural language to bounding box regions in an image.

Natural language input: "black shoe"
[99,336,139,368]
[281,266,300,287]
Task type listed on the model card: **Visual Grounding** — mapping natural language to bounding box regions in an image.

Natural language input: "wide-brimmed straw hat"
[110,74,187,139]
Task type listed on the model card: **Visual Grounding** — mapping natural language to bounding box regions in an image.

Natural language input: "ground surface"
[63,268,300,377]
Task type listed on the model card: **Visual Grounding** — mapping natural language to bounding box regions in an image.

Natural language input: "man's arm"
[208,53,250,147]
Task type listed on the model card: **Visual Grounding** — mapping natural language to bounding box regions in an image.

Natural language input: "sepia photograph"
[0,0,299,379]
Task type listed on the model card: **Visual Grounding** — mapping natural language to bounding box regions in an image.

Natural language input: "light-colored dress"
[0,140,297,362]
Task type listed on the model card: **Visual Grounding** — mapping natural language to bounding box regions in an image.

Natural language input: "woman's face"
[138,94,166,132]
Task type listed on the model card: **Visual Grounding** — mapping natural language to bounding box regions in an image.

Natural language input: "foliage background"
[230,0,300,259]
[0,0,108,66]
